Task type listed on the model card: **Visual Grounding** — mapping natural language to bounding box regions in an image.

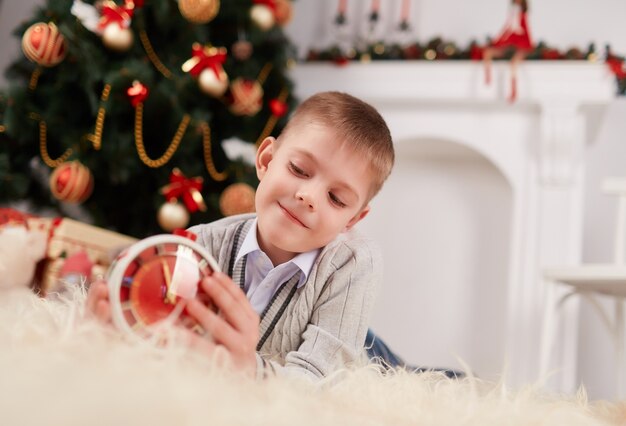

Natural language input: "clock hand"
[161,258,177,305]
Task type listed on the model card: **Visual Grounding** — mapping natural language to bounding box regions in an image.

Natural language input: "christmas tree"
[0,0,297,238]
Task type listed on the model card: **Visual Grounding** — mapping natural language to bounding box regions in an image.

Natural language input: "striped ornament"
[49,161,94,204]
[228,78,263,116]
[21,22,67,67]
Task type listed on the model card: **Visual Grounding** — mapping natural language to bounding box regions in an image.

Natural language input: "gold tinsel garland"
[134,102,191,168]
[30,112,73,168]
[84,84,111,151]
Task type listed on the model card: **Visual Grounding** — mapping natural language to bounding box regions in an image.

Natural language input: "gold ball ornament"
[198,68,229,97]
[219,183,256,217]
[157,200,190,231]
[21,22,67,67]
[178,0,220,24]
[49,161,94,204]
[250,4,275,31]
[228,78,264,116]
[274,0,293,26]
[102,24,134,52]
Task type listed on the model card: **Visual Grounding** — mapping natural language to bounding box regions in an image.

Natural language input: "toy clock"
[107,231,220,339]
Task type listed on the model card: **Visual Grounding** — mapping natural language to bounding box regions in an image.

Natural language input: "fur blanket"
[0,288,623,426]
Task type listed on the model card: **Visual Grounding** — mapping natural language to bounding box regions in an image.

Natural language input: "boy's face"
[254,123,372,265]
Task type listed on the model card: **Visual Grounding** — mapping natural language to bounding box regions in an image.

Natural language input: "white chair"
[539,177,626,397]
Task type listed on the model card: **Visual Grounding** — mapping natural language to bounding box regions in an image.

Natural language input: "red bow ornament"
[126,80,149,107]
[98,0,135,31]
[182,44,227,78]
[160,169,207,213]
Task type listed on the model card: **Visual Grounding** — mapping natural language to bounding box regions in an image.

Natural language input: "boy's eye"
[329,192,346,208]
[289,162,308,177]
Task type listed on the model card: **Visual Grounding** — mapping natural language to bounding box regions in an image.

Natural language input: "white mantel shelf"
[290,61,616,105]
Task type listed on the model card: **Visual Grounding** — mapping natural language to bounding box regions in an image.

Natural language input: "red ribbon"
[126,80,149,107]
[182,44,227,78]
[160,169,207,213]
[98,0,135,30]
[253,0,277,12]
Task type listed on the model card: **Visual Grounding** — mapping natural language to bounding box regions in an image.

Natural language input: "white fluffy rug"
[0,287,622,426]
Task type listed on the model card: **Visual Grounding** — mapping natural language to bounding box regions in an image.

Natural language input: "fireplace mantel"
[289,61,616,389]
[290,61,614,105]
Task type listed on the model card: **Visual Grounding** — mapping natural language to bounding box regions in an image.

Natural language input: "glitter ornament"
[178,0,220,24]
[219,183,256,216]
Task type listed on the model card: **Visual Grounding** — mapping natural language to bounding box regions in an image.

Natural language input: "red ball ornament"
[219,183,256,217]
[228,78,263,116]
[49,161,94,204]
[21,22,67,67]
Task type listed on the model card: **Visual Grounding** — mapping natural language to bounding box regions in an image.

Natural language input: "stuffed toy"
[0,209,47,290]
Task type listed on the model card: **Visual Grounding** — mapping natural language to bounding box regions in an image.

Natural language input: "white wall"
[2,0,626,400]
[360,139,511,383]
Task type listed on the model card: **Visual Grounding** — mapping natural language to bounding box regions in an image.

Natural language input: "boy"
[87,91,395,380]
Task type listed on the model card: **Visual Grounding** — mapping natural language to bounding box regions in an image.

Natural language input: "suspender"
[227,219,301,351]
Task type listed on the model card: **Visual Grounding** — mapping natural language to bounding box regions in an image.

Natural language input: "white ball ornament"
[198,68,229,97]
[250,4,275,31]
[102,24,133,52]
[157,201,190,231]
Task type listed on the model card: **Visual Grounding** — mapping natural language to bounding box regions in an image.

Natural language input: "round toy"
[107,232,220,339]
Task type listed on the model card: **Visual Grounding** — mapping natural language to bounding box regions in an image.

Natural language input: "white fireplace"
[290,61,615,386]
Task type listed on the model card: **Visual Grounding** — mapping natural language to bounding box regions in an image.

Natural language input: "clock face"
[107,234,220,338]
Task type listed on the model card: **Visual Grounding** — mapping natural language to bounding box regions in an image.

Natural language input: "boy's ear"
[256,137,275,180]
[344,205,370,232]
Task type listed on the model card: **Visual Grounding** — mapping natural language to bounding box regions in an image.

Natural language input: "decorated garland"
[307,0,626,95]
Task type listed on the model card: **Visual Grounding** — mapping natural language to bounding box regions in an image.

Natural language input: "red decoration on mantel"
[483,0,534,103]
[607,57,626,79]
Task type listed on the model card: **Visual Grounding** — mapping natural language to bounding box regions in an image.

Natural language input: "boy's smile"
[278,202,309,228]
[254,123,372,266]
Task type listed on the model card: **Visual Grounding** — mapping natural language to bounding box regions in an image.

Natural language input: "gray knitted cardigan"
[188,213,382,381]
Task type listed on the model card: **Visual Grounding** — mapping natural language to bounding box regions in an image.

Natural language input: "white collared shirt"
[235,219,320,314]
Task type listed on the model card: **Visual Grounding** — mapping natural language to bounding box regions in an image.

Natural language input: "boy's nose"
[295,190,315,210]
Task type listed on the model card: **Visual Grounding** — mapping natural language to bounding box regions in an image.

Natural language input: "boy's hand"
[185,272,260,377]
[85,278,112,324]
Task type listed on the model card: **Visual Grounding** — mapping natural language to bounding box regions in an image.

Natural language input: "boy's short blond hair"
[280,91,394,202]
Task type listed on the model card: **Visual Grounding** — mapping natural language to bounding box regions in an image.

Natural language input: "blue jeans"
[365,329,465,379]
